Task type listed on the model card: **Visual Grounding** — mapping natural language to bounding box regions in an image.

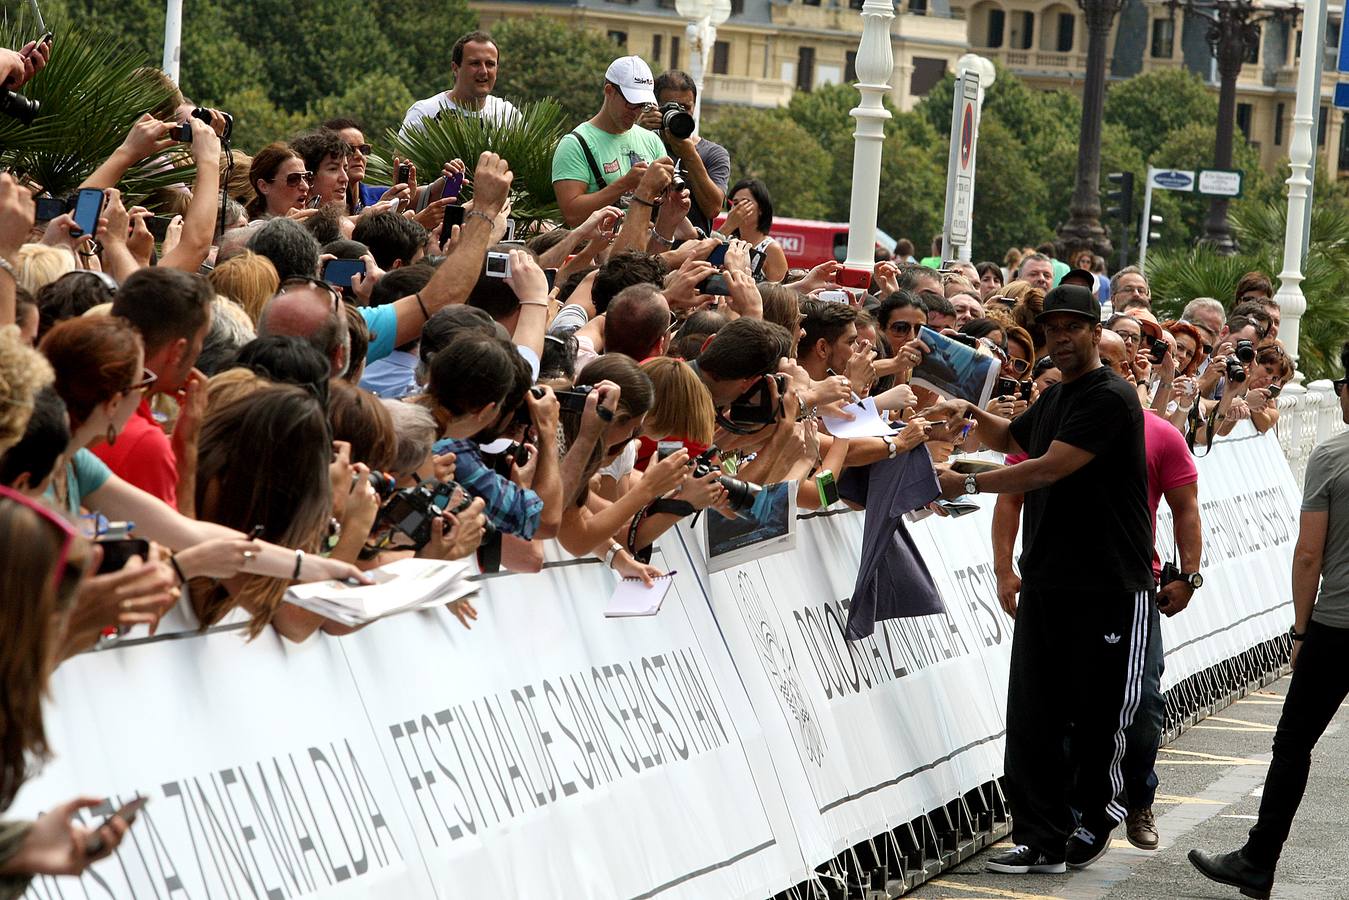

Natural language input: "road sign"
[1148,169,1195,191]
[1197,168,1244,198]
[1336,81,1349,110]
[941,70,981,259]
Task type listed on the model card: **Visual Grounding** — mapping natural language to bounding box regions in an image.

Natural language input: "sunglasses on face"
[273,171,315,188]
[1335,378,1348,397]
[886,320,915,337]
[1007,357,1030,376]
[348,143,371,156]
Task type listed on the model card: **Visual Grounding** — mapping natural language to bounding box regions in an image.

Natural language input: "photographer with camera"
[1196,312,1264,401]
[425,333,563,543]
[638,71,729,238]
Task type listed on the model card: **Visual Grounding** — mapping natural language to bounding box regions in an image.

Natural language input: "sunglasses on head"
[273,171,315,188]
[279,275,343,312]
[129,368,157,394]
[0,487,78,593]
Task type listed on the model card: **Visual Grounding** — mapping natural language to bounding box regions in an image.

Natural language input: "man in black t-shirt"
[929,284,1153,876]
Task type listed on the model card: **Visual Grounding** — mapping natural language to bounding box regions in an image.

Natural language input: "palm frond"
[370,99,567,232]
[0,16,193,205]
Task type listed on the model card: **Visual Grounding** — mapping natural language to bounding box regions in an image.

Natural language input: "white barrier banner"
[13,423,1299,897]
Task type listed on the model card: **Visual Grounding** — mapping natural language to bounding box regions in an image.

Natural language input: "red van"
[711,215,896,270]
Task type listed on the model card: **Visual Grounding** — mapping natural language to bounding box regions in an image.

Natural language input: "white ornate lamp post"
[163,0,183,83]
[675,0,731,125]
[840,0,896,289]
[1272,0,1325,367]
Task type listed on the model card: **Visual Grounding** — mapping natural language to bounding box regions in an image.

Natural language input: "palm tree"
[370,99,566,233]
[0,18,191,203]
[1145,202,1349,382]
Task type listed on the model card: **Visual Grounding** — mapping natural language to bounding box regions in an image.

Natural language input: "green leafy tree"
[309,72,414,150]
[379,0,479,100]
[702,110,834,220]
[1104,68,1217,161]
[965,119,1055,258]
[491,19,621,128]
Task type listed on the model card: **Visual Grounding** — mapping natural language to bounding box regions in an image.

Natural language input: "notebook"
[604,573,676,618]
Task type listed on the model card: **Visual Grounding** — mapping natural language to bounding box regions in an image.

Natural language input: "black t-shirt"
[1007,365,1153,592]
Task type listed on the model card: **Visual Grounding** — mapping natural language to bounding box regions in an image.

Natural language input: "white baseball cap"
[605,56,658,106]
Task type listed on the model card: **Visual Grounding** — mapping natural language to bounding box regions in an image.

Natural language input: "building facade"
[473,0,1347,178]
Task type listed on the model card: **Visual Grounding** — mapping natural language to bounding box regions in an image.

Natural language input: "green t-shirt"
[551,122,666,193]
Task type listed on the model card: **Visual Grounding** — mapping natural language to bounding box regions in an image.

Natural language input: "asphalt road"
[907,675,1349,900]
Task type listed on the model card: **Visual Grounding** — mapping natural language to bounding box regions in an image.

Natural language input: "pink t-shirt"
[1144,410,1198,577]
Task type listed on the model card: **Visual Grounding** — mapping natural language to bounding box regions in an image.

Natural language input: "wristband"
[1290,624,1307,642]
[603,542,623,569]
[630,195,656,208]
[465,209,495,228]
[292,548,305,580]
[518,299,549,308]
[649,228,673,247]
[0,256,14,283]
[414,291,430,320]
[168,553,187,585]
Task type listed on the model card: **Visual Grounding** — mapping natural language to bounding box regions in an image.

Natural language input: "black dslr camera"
[371,478,481,551]
[173,107,234,143]
[658,102,695,139]
[1233,339,1256,363]
[717,373,788,433]
[0,87,39,125]
[1225,356,1247,384]
[691,449,761,512]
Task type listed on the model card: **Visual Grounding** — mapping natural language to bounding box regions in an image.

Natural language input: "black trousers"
[1244,619,1349,870]
[1005,583,1152,852]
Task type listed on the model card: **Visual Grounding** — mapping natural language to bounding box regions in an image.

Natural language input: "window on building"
[1151,18,1174,58]
[1319,104,1328,147]
[730,0,743,13]
[1056,13,1074,52]
[1339,114,1349,171]
[652,34,663,63]
[1236,102,1253,140]
[672,36,681,68]
[802,0,821,7]
[1013,11,1035,49]
[607,30,627,46]
[1274,101,1285,146]
[849,0,865,9]
[845,50,858,82]
[910,0,928,13]
[797,46,815,92]
[713,40,730,75]
[1244,25,1261,65]
[986,8,1005,48]
[910,57,948,97]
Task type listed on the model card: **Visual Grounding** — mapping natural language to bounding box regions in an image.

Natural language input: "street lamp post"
[675,0,731,125]
[1272,0,1326,366]
[1163,0,1299,255]
[840,0,896,287]
[162,0,183,84]
[1055,0,1126,262]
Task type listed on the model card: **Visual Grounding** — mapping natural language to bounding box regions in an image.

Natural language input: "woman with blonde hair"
[208,251,279,324]
[15,245,73,298]
[635,356,716,471]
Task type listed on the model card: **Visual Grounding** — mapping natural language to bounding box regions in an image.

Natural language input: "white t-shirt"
[400,93,520,136]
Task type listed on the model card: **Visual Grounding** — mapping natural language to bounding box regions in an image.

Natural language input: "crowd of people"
[0,28,1312,895]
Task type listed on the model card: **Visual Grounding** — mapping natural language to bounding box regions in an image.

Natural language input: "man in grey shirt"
[1190,341,1349,900]
[642,70,731,238]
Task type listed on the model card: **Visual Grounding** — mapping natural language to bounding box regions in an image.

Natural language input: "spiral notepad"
[604,573,675,618]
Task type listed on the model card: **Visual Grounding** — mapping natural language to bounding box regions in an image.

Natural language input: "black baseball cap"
[1060,267,1096,289]
[1036,284,1100,323]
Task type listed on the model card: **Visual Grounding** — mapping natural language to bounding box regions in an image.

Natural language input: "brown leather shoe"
[1126,807,1159,850]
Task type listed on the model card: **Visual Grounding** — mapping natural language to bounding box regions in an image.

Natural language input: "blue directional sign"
[1337,81,1349,111]
[1340,32,1349,72]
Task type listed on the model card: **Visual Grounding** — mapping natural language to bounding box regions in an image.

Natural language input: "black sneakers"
[985,844,1067,874]
[1066,825,1113,870]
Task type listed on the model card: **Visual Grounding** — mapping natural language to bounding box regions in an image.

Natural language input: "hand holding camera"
[664,257,718,311]
[634,156,675,204]
[423,496,488,562]
[183,114,222,166]
[525,383,560,434]
[641,447,692,502]
[119,113,176,163]
[503,248,548,304]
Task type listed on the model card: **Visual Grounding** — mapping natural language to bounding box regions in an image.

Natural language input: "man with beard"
[932,284,1153,874]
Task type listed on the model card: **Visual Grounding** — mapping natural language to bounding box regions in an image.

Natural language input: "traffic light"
[1107,171,1135,267]
[1147,213,1163,245]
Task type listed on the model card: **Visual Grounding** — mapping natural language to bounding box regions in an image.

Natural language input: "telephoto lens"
[1226,357,1247,384]
[1233,339,1256,363]
[659,102,695,139]
[0,88,40,126]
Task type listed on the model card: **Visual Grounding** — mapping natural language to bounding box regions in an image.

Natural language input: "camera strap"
[1185,401,1217,458]
[570,130,609,191]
